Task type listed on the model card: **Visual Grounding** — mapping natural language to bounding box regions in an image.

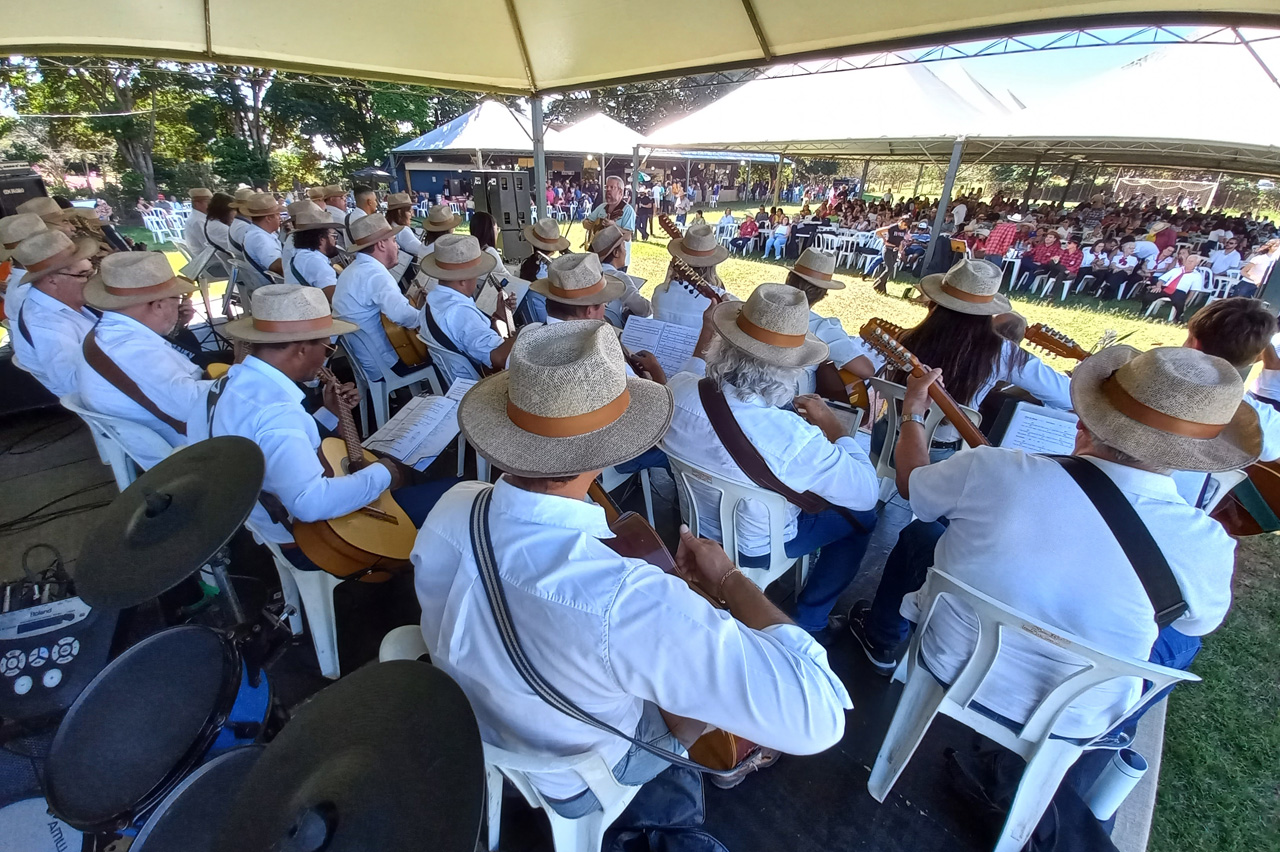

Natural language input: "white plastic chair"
[338,330,443,430]
[867,378,981,502]
[662,444,809,594]
[714,220,736,247]
[1142,297,1178,322]
[378,624,430,662]
[869,568,1199,852]
[242,520,331,675]
[59,393,173,490]
[484,743,642,852]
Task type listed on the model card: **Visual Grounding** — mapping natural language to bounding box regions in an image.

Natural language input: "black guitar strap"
[422,301,487,377]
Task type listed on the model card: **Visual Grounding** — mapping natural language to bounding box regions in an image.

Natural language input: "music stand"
[181,247,232,351]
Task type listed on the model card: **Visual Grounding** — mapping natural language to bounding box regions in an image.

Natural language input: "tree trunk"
[118,137,157,199]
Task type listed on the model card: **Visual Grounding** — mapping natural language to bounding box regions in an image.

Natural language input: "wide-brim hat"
[385,192,413,211]
[288,201,335,231]
[919,257,1011,316]
[422,204,462,232]
[223,284,358,343]
[668,221,729,267]
[418,233,497,280]
[790,247,844,290]
[230,188,255,211]
[347,212,404,251]
[710,283,827,368]
[457,321,673,478]
[1070,345,1261,473]
[0,213,47,261]
[321,184,345,201]
[306,187,326,202]
[189,188,213,201]
[16,196,71,225]
[85,251,197,309]
[16,232,99,285]
[530,252,625,305]
[243,192,283,218]
[523,218,569,251]
[1149,221,1172,234]
[590,223,626,258]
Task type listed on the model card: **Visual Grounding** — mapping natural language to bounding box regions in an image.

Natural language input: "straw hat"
[456,320,673,478]
[84,251,198,310]
[13,231,98,285]
[346,212,404,251]
[189,188,213,201]
[0,213,47,261]
[530,252,625,306]
[523,217,569,251]
[243,193,283,218]
[223,284,357,343]
[668,221,728,267]
[590,223,626,259]
[1071,346,1261,473]
[790,247,844,290]
[322,185,345,201]
[287,201,334,231]
[385,192,413,211]
[710,283,828,368]
[918,258,1011,316]
[418,234,497,281]
[422,204,462,232]
[1149,221,1172,234]
[306,187,326,202]
[16,197,70,224]
[230,188,255,211]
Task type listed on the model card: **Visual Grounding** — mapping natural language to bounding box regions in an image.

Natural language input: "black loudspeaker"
[447,178,464,197]
[471,169,532,263]
[0,164,48,217]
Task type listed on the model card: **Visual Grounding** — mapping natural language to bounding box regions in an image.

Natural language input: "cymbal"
[75,437,265,610]
[217,661,485,852]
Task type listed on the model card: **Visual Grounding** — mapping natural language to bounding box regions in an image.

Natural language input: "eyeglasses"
[54,269,93,281]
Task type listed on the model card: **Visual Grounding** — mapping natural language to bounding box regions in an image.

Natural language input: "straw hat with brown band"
[523,217,570,252]
[418,233,498,281]
[709,282,828,369]
[385,192,413,212]
[15,197,72,225]
[422,204,463,233]
[918,257,1011,316]
[287,202,334,232]
[0,214,47,262]
[223,284,358,343]
[346,212,405,252]
[590,223,626,260]
[84,251,198,311]
[789,247,845,290]
[13,231,100,286]
[529,252,625,306]
[668,221,729,267]
[1070,345,1261,473]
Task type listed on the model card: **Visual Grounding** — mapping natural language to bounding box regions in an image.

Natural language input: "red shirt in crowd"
[983,222,1017,258]
[1024,239,1062,265]
[738,219,759,238]
[1059,246,1084,275]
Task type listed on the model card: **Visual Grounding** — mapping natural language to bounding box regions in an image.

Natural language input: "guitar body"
[382,314,430,367]
[1211,459,1280,536]
[293,437,418,581]
[601,512,677,572]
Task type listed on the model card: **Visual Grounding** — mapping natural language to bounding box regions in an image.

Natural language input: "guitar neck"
[587,479,622,525]
[319,367,365,467]
[907,361,990,448]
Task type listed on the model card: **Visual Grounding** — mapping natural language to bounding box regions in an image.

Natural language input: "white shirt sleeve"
[606,565,851,755]
[907,446,982,524]
[373,276,421,329]
[1001,345,1072,410]
[1245,394,1280,462]
[778,428,880,512]
[440,299,504,368]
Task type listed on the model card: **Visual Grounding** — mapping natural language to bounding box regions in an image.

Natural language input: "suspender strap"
[290,257,312,288]
[16,303,33,347]
[467,487,734,778]
[345,211,354,243]
[422,301,487,377]
[697,378,867,532]
[1049,455,1187,629]
[82,330,187,436]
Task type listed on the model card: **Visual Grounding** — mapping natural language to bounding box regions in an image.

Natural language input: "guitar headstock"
[858,318,917,373]
[657,214,684,242]
[1024,323,1090,361]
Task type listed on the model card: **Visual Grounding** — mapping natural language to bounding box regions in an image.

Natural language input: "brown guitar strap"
[697,378,866,532]
[82,330,187,436]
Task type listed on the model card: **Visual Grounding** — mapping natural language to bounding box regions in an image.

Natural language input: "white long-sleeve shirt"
[11,288,97,397]
[331,252,421,376]
[286,248,338,291]
[188,356,391,545]
[420,284,503,382]
[414,478,851,800]
[184,209,209,253]
[242,224,282,274]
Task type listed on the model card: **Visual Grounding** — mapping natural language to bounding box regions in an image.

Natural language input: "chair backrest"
[913,568,1199,746]
[60,393,173,482]
[867,377,980,488]
[340,327,399,385]
[483,741,633,815]
[661,442,795,587]
[417,329,482,386]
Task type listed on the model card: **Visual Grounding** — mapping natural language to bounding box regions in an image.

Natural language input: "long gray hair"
[704,337,805,408]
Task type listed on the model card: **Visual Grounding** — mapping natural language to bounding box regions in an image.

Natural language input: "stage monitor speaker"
[471,169,532,263]
[0,164,48,218]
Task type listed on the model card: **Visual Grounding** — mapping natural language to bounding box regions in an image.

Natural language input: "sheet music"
[620,316,702,378]
[445,377,477,402]
[997,402,1079,455]
[362,393,461,468]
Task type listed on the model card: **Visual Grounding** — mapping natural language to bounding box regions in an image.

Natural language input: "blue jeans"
[612,446,670,476]
[544,701,682,818]
[763,234,787,259]
[741,507,879,633]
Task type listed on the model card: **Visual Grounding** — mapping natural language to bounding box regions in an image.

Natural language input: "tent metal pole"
[927,137,964,271]
[860,159,870,198]
[1210,171,1225,208]
[913,163,924,198]
[1023,153,1042,205]
[771,152,783,208]
[1060,161,1080,208]
[532,97,547,219]
[631,145,641,207]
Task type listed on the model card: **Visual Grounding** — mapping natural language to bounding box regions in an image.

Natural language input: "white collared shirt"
[243,224,282,273]
[664,371,879,555]
[421,283,503,380]
[206,219,233,255]
[905,448,1235,738]
[229,217,251,253]
[1130,240,1159,263]
[326,205,346,225]
[1110,252,1139,271]
[1157,267,1205,293]
[652,278,714,330]
[600,261,651,328]
[799,312,883,394]
[1244,392,1280,462]
[188,356,391,544]
[332,252,421,376]
[3,265,30,320]
[76,311,208,463]
[396,226,430,258]
[1208,249,1241,275]
[413,478,851,801]
[11,288,98,397]
[287,248,337,291]
[184,209,209,253]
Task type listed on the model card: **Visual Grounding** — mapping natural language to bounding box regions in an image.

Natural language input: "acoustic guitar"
[292,368,418,581]
[859,318,991,448]
[1211,460,1280,537]
[382,282,430,367]
[1024,323,1090,361]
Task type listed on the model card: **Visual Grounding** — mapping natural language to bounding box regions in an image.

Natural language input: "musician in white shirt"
[228,188,254,253]
[76,252,206,467]
[241,193,285,278]
[282,203,339,300]
[322,184,348,225]
[344,186,377,241]
[384,193,430,273]
[784,248,883,393]
[651,221,728,330]
[590,223,652,328]
[0,213,48,322]
[8,231,99,397]
[664,285,880,642]
[414,321,850,815]
[183,188,212,253]
[418,234,516,383]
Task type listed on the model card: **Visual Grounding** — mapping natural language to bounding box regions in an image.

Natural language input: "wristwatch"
[902,413,927,428]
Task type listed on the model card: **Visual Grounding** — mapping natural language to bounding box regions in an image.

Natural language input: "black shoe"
[806,613,848,648]
[848,600,897,675]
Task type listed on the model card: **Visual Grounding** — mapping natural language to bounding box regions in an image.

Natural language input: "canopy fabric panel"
[392,101,549,155]
[546,113,646,156]
[2,1,1278,93]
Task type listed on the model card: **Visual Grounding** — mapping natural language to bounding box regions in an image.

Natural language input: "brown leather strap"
[82,330,187,436]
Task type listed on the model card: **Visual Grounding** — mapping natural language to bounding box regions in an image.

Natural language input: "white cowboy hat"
[13,231,99,285]
[456,321,673,478]
[223,284,357,343]
[668,221,729,267]
[918,257,1011,316]
[0,213,47,261]
[710,283,828,369]
[523,217,570,252]
[1071,346,1261,473]
[418,233,497,281]
[789,247,844,290]
[530,252,625,306]
[84,251,198,310]
[16,197,71,225]
[287,201,333,231]
[422,204,462,233]
[347,212,404,251]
